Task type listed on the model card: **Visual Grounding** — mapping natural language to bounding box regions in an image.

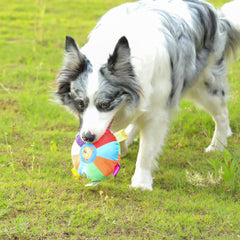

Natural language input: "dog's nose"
[82,131,96,142]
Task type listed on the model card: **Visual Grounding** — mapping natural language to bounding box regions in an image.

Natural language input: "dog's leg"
[121,124,139,157]
[131,110,170,190]
[125,124,139,148]
[186,73,232,152]
[205,102,232,152]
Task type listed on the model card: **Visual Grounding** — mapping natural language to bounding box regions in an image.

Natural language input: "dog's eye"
[78,100,85,110]
[100,102,110,109]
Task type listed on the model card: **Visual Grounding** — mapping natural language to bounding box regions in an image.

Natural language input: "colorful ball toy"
[71,129,128,184]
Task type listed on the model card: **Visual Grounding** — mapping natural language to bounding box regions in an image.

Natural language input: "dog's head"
[55,36,141,142]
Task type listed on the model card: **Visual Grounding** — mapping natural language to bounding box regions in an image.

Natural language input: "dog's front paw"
[130,181,153,191]
[130,168,153,191]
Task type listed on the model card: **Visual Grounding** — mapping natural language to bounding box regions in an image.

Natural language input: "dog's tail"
[218,0,240,61]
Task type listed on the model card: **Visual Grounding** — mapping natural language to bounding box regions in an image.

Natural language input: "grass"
[0,0,240,239]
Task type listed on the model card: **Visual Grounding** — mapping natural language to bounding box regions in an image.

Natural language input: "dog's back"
[81,0,240,108]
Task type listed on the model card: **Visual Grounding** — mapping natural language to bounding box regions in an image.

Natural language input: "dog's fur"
[55,0,240,190]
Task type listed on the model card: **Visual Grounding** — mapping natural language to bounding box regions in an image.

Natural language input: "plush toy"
[71,129,128,185]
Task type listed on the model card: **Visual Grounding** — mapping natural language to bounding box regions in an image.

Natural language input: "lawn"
[0,0,240,239]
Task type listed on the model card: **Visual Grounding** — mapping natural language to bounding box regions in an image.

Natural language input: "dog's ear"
[107,36,131,75]
[56,36,87,96]
[64,36,88,78]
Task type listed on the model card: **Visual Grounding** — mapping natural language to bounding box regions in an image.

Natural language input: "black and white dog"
[55,0,240,190]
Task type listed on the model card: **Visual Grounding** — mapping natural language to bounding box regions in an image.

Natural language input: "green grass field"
[1,0,240,239]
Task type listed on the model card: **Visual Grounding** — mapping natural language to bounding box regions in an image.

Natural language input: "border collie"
[55,0,240,190]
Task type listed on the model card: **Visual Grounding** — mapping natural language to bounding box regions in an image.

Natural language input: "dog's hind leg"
[131,109,170,190]
[186,65,232,152]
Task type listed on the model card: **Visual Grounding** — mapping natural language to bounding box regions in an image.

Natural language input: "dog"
[55,0,240,190]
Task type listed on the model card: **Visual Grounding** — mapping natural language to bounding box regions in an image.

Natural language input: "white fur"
[220,0,240,30]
